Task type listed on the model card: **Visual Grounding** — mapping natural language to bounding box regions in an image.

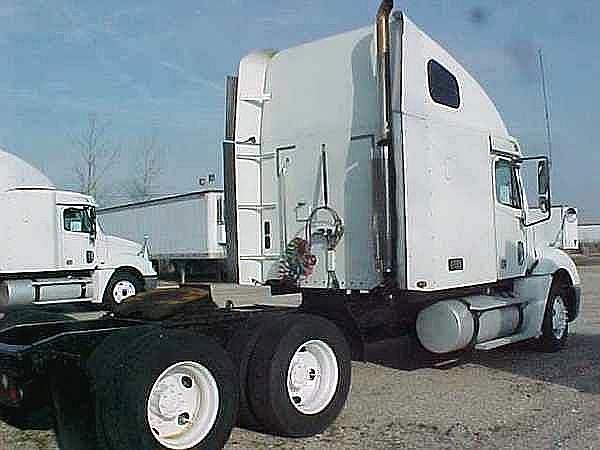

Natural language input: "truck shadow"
[364,331,600,395]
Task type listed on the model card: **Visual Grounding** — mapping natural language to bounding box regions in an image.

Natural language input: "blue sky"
[0,1,599,218]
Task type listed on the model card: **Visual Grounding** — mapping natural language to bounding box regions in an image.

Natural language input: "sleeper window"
[495,161,522,209]
[428,60,460,109]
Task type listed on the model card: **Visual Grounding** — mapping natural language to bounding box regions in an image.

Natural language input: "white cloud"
[159,61,224,93]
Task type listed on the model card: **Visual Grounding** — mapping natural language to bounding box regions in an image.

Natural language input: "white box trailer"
[98,190,226,281]
[532,205,578,250]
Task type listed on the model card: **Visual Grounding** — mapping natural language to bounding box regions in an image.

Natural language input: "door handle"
[86,251,95,264]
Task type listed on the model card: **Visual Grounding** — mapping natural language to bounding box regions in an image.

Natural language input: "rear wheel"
[246,314,351,437]
[94,330,238,450]
[87,326,158,450]
[538,281,570,352]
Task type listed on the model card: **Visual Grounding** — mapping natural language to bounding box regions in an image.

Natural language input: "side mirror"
[520,155,552,227]
[537,160,550,212]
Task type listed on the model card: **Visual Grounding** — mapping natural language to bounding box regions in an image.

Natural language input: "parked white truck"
[0,149,157,310]
[0,2,581,450]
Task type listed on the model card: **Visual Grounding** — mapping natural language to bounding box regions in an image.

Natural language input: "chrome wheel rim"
[147,361,219,449]
[286,340,339,415]
[552,296,568,340]
[112,280,136,304]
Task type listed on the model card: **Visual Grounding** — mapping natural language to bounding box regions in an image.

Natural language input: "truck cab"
[0,149,157,309]
[224,3,581,354]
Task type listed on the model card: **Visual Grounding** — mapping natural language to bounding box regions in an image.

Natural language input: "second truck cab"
[0,149,157,309]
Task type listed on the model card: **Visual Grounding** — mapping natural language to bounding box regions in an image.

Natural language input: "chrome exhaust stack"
[374,0,398,282]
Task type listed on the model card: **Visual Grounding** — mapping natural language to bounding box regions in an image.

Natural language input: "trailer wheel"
[96,330,238,450]
[247,314,351,437]
[538,281,569,352]
[225,318,272,430]
[103,271,142,310]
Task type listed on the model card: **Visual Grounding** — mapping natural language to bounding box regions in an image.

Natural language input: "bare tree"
[126,133,164,201]
[72,114,120,200]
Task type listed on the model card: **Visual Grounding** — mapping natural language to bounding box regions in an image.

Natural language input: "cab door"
[494,158,527,279]
[61,206,96,270]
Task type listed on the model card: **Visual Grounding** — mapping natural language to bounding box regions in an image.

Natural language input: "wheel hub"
[147,361,219,450]
[552,296,568,340]
[154,379,186,419]
[286,340,339,415]
[289,353,319,390]
[113,280,136,304]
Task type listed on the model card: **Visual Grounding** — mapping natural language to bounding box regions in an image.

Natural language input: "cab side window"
[495,160,522,209]
[64,208,92,233]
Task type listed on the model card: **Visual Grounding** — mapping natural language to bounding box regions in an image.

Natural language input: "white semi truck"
[0,2,581,450]
[0,149,157,310]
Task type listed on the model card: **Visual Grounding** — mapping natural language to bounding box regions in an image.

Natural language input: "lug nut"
[181,376,193,389]
[178,412,190,425]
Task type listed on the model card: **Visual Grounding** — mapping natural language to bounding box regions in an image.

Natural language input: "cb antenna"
[538,48,553,169]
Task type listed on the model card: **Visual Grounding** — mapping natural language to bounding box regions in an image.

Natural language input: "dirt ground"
[3,265,600,449]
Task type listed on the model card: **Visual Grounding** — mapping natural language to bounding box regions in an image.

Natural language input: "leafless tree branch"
[71,114,120,201]
[126,133,164,201]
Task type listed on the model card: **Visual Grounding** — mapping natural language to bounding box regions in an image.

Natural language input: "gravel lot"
[2,265,600,450]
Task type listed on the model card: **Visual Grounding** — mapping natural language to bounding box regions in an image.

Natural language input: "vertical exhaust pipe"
[374,0,398,282]
[223,76,240,282]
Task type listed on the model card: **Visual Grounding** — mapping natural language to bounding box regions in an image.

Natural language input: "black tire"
[538,281,570,352]
[247,313,351,437]
[102,271,143,310]
[95,330,238,450]
[225,318,272,430]
[51,367,98,450]
[87,326,158,450]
